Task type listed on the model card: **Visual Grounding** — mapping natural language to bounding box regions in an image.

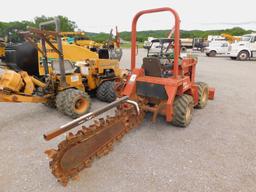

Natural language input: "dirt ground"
[0,49,256,192]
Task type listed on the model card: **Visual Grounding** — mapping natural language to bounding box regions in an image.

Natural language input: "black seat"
[142,57,162,77]
[98,49,109,59]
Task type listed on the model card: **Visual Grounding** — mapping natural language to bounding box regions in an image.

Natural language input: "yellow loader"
[0,38,5,59]
[35,23,124,103]
[0,18,91,118]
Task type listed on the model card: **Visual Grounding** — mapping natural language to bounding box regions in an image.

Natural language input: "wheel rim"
[240,53,247,60]
[74,97,89,114]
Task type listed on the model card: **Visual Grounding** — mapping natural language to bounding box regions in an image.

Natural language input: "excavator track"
[45,105,144,186]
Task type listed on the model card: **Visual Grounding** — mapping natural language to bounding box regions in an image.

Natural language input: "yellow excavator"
[61,32,103,48]
[0,19,126,119]
[0,38,5,59]
[59,27,123,61]
[36,22,124,102]
[0,18,92,118]
[3,18,125,105]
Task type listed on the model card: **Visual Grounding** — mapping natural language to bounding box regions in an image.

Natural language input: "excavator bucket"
[44,97,144,186]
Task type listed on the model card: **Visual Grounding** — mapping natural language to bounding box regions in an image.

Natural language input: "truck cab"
[228,33,256,61]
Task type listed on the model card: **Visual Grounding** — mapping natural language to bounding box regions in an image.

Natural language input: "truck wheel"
[181,47,187,52]
[209,50,217,57]
[238,51,249,61]
[195,82,209,109]
[96,81,117,103]
[171,94,194,127]
[60,89,91,119]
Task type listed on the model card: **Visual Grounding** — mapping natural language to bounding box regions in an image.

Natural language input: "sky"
[1,0,256,32]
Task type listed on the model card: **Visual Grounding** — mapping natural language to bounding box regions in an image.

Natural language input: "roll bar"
[131,7,181,77]
[39,17,66,86]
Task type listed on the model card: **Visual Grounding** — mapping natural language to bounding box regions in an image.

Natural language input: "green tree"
[0,16,77,42]
[34,15,77,32]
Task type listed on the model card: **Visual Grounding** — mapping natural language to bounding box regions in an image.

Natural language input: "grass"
[121,43,144,49]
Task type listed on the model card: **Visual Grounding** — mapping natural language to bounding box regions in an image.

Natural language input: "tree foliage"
[34,15,77,31]
[88,27,254,43]
[0,16,77,42]
[0,15,254,44]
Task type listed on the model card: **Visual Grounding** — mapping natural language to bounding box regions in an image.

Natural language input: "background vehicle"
[60,27,123,61]
[0,20,91,118]
[4,20,125,104]
[221,33,241,43]
[207,35,226,42]
[228,33,256,60]
[205,41,230,57]
[144,37,195,52]
[143,37,207,52]
[193,38,208,52]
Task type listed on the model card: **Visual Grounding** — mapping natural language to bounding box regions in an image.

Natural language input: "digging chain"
[45,105,144,186]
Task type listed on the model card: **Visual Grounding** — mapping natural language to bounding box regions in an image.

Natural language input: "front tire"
[57,89,91,119]
[237,51,249,61]
[171,94,194,127]
[56,91,66,113]
[96,81,117,103]
[195,82,209,109]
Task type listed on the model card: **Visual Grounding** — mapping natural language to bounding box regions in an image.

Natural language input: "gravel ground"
[0,49,256,192]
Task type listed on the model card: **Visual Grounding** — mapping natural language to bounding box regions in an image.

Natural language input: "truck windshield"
[241,36,252,41]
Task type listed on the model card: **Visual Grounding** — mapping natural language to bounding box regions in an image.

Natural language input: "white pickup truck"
[205,41,230,57]
[228,33,256,61]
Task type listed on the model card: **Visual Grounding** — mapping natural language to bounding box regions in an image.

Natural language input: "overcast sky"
[1,0,256,32]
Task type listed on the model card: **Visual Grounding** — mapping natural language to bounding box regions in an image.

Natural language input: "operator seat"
[142,57,162,77]
[142,57,174,78]
[98,49,109,59]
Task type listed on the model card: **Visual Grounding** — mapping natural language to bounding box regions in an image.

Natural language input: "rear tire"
[209,50,217,57]
[237,51,249,61]
[181,47,187,52]
[171,94,194,127]
[96,81,117,103]
[195,82,209,109]
[57,89,91,119]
